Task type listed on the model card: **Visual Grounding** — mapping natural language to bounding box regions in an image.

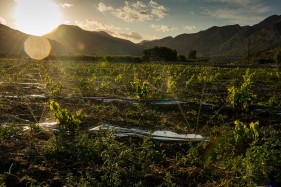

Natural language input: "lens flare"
[24,36,51,60]
[14,0,62,36]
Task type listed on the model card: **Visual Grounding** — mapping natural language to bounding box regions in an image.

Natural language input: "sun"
[14,0,62,36]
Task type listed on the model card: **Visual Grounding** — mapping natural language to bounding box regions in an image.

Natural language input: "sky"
[0,0,281,43]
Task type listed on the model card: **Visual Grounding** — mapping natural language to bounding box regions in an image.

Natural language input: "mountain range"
[0,24,66,56]
[1,15,281,58]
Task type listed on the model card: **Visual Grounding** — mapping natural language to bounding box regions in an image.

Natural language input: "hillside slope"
[0,24,66,56]
[45,25,142,56]
[141,15,281,57]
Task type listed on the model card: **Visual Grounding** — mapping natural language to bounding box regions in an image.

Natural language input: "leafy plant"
[114,74,123,83]
[227,69,256,110]
[131,79,150,100]
[50,100,82,147]
[0,174,6,187]
[233,120,259,146]
[163,171,177,187]
[46,77,62,97]
[242,138,281,185]
[185,74,194,88]
[167,76,176,93]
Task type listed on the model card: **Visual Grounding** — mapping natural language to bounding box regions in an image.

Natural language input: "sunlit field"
[0,57,280,186]
[1,0,281,185]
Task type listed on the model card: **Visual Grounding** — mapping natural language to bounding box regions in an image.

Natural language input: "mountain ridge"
[0,24,67,56]
[45,24,141,56]
[1,14,281,58]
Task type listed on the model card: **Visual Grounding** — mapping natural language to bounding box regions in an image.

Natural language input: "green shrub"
[50,100,82,134]
[227,69,256,110]
[50,100,83,147]
[233,120,259,153]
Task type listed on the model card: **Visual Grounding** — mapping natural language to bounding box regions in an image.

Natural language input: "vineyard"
[0,58,280,186]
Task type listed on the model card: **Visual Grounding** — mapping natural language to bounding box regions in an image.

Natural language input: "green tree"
[178,55,186,61]
[188,50,197,60]
[142,46,177,62]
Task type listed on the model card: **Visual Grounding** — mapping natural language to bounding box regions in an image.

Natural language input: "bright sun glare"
[14,0,62,36]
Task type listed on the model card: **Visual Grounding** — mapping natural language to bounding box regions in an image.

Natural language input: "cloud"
[206,0,251,5]
[149,0,167,19]
[60,3,73,8]
[184,25,196,31]
[151,24,177,32]
[74,19,143,42]
[98,1,167,22]
[119,32,143,40]
[0,17,7,25]
[98,3,113,12]
[75,19,122,31]
[203,0,273,25]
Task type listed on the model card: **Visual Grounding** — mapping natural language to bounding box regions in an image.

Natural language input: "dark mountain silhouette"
[0,24,29,55]
[141,15,281,58]
[141,24,242,57]
[45,24,142,56]
[0,24,66,56]
[1,15,281,58]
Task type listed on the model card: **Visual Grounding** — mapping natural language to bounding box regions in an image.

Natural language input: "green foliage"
[227,69,256,110]
[205,122,281,186]
[185,74,194,88]
[233,120,259,146]
[1,58,281,186]
[258,96,278,108]
[50,100,82,134]
[50,100,83,147]
[163,172,177,187]
[0,123,21,144]
[0,126,6,144]
[114,74,123,83]
[75,130,159,186]
[63,173,90,187]
[242,138,281,185]
[177,55,186,61]
[0,174,6,187]
[46,77,62,97]
[274,49,281,66]
[188,50,197,60]
[131,79,150,100]
[167,76,176,93]
[100,135,156,186]
[197,70,220,83]
[142,46,177,62]
[78,74,97,95]
[48,55,142,63]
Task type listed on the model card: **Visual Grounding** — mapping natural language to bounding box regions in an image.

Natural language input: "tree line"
[142,46,197,62]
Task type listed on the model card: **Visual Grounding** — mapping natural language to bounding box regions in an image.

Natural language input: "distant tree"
[142,46,177,62]
[188,50,197,60]
[178,55,186,62]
